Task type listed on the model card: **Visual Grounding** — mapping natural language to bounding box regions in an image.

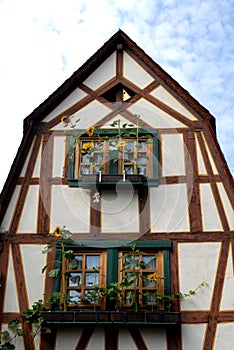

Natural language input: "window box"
[41,310,180,326]
[77,174,147,189]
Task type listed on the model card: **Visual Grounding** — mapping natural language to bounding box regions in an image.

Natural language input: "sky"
[0,0,233,191]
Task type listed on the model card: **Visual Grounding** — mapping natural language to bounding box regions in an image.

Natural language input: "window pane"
[124,152,134,163]
[68,273,82,287]
[68,290,81,304]
[80,165,90,174]
[142,256,156,269]
[124,165,134,174]
[142,273,156,287]
[85,272,100,286]
[86,255,100,269]
[138,141,147,151]
[138,165,146,175]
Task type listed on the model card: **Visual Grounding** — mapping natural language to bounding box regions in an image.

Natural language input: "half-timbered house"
[0,30,233,350]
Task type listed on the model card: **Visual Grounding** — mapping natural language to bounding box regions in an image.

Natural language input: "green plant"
[41,226,75,311]
[0,320,23,350]
[63,114,150,176]
[22,300,50,337]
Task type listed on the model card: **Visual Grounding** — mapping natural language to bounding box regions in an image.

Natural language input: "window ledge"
[68,174,158,188]
[41,311,180,326]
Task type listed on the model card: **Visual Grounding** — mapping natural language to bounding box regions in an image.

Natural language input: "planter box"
[41,311,180,326]
[78,174,146,189]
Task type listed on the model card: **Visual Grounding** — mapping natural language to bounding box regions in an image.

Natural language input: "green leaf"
[48,268,60,278]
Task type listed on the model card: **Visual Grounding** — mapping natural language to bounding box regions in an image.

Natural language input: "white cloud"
[0,0,233,191]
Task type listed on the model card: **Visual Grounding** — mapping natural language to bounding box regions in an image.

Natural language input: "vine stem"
[61,243,67,311]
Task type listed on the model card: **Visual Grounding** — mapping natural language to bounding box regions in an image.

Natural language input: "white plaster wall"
[182,324,206,350]
[220,244,234,310]
[217,183,234,230]
[101,189,139,233]
[214,323,234,350]
[161,133,186,176]
[56,328,83,350]
[17,185,39,233]
[119,327,138,349]
[4,247,19,312]
[86,328,105,350]
[200,183,223,231]
[20,245,47,307]
[195,133,207,175]
[32,142,42,177]
[202,132,218,175]
[20,137,36,177]
[53,136,66,178]
[50,186,90,233]
[123,52,154,89]
[1,185,21,231]
[128,98,187,128]
[150,85,198,121]
[150,184,190,232]
[140,328,167,349]
[84,52,116,90]
[178,242,221,310]
[43,88,87,122]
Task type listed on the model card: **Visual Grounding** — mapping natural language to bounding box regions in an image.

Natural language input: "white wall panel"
[150,85,198,121]
[101,189,139,233]
[182,324,206,350]
[214,323,234,350]
[17,185,39,233]
[20,137,36,177]
[150,184,190,232]
[119,327,138,349]
[195,133,207,175]
[71,100,112,129]
[128,99,187,128]
[53,136,66,178]
[123,52,154,89]
[43,88,87,122]
[32,142,42,177]
[1,185,21,231]
[161,133,186,176]
[202,132,218,175]
[86,328,105,350]
[20,245,46,308]
[220,244,234,310]
[200,183,223,231]
[140,328,167,349]
[4,248,19,312]
[50,186,90,233]
[56,328,83,350]
[84,53,116,90]
[178,242,221,310]
[217,183,234,230]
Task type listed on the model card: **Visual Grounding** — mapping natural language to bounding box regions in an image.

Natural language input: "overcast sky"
[0,0,233,191]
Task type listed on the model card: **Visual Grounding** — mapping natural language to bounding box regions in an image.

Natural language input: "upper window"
[68,129,158,186]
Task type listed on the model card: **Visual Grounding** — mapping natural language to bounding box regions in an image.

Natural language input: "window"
[119,251,164,309]
[68,129,158,186]
[66,251,106,309]
[56,241,170,311]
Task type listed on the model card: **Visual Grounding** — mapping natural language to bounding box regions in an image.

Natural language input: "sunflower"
[53,226,61,237]
[61,116,69,124]
[116,140,127,148]
[82,142,94,150]
[147,272,158,282]
[86,126,95,136]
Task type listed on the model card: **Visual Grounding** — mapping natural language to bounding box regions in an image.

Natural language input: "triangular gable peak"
[23,30,213,132]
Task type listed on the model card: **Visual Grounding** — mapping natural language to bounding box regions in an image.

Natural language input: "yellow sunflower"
[82,142,94,150]
[53,226,61,237]
[116,140,127,148]
[86,126,95,136]
[61,116,69,124]
[147,272,158,282]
